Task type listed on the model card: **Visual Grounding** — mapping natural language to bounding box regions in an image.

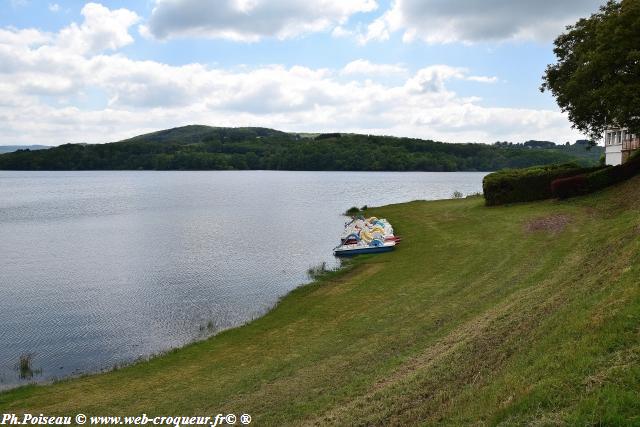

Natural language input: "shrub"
[599,154,606,166]
[483,163,601,206]
[345,206,360,215]
[550,150,640,199]
[550,175,589,199]
[586,166,619,190]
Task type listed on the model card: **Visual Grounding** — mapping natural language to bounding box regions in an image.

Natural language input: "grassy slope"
[2,178,639,425]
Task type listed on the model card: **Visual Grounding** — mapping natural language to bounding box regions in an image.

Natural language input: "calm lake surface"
[0,171,487,389]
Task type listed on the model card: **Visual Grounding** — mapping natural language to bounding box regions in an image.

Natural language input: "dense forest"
[0,125,603,171]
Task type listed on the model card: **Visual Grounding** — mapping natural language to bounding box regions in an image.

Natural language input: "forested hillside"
[0,145,50,154]
[0,125,603,171]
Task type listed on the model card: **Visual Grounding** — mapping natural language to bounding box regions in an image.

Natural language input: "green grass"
[2,178,640,425]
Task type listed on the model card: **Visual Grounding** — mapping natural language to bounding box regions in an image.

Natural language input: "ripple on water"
[0,170,486,389]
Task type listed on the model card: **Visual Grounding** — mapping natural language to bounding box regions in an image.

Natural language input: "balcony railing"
[622,137,640,151]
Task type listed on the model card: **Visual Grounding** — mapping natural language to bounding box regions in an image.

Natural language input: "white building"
[604,128,640,166]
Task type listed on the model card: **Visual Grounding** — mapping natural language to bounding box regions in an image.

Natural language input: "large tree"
[542,0,640,139]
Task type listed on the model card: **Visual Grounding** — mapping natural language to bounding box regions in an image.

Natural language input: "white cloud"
[57,3,140,54]
[146,0,378,41]
[357,10,395,44]
[331,26,354,39]
[403,65,497,92]
[361,0,604,44]
[0,4,584,146]
[48,3,60,12]
[0,28,52,47]
[341,59,406,76]
[466,75,498,84]
[405,65,466,94]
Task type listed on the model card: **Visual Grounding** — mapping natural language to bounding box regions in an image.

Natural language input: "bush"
[345,206,360,215]
[550,175,588,199]
[483,163,601,206]
[551,150,640,199]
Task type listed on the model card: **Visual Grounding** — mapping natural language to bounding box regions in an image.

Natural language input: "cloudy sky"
[1,0,604,146]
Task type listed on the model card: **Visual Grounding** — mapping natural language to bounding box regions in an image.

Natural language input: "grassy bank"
[2,178,640,425]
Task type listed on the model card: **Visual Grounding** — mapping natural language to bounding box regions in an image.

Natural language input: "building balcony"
[622,137,640,151]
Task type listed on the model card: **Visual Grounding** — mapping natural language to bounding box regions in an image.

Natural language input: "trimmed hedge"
[483,163,601,206]
[551,175,588,199]
[551,150,640,199]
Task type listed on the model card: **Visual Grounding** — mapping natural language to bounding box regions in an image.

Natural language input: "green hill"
[0,125,603,171]
[1,175,638,425]
[0,145,50,154]
[118,125,289,145]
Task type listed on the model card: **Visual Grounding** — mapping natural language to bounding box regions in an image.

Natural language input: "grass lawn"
[1,177,639,425]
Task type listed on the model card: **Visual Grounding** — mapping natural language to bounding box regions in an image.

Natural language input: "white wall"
[606,144,622,166]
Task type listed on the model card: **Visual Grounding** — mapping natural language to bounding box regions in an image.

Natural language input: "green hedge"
[483,163,601,206]
[551,151,640,199]
[550,175,588,199]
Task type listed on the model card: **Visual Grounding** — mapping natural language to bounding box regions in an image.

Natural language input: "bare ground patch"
[524,214,572,235]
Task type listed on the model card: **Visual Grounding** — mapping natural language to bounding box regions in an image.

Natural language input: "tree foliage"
[0,126,603,171]
[542,0,640,138]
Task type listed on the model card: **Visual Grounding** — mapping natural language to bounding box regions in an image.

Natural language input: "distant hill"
[523,140,558,149]
[0,125,604,171]
[494,139,602,165]
[0,145,50,154]
[119,125,289,144]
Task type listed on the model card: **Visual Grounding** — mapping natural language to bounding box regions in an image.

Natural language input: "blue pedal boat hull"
[333,245,395,257]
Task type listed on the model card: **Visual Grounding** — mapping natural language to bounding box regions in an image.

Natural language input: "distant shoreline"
[0,125,602,172]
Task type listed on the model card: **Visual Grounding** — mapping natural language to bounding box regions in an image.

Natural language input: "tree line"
[0,127,602,171]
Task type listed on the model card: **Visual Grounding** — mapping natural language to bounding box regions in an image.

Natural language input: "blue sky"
[0,0,605,145]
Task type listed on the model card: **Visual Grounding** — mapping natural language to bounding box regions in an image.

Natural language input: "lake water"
[0,171,486,390]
